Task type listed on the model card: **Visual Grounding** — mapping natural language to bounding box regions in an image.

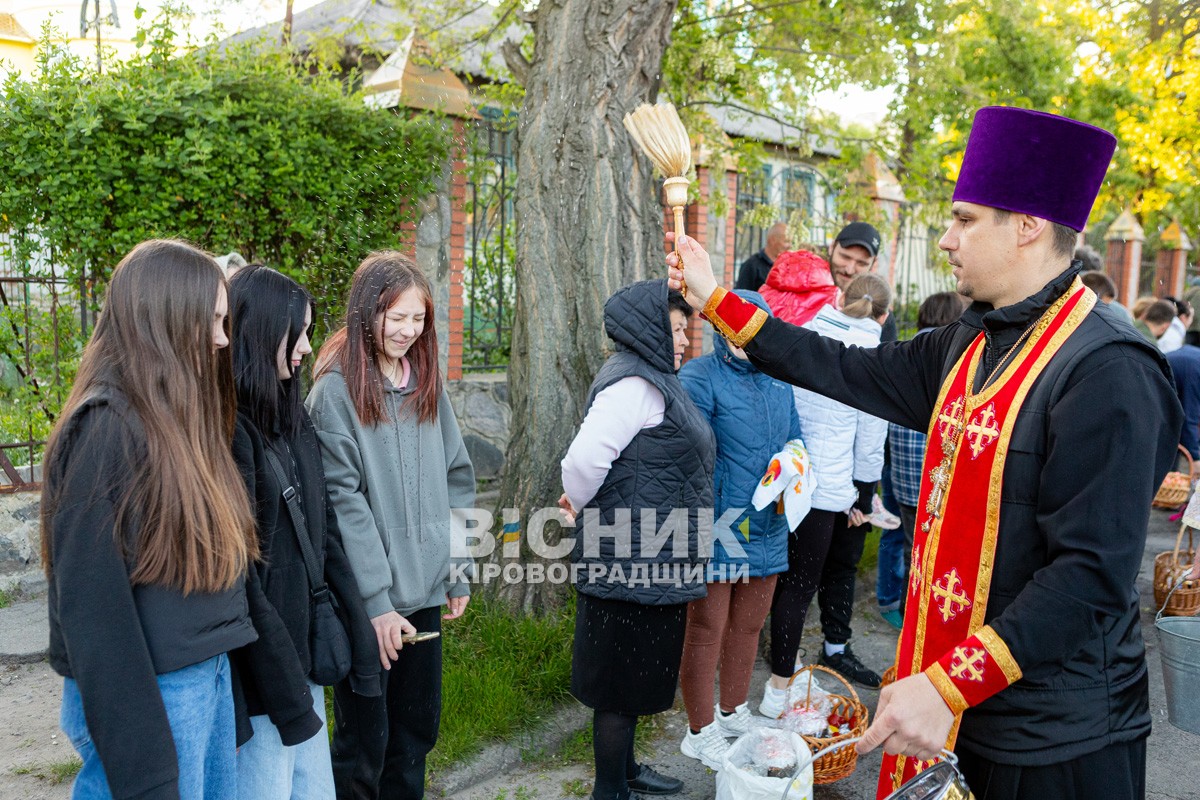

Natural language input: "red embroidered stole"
[877,279,1095,798]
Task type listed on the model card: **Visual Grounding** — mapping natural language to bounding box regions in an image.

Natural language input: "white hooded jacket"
[793,305,888,512]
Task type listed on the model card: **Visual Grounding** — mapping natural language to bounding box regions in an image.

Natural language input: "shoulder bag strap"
[262,446,327,599]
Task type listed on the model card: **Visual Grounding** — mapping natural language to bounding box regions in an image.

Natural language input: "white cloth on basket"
[750,439,817,530]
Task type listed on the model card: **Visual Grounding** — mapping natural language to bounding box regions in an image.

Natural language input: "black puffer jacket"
[571,279,716,605]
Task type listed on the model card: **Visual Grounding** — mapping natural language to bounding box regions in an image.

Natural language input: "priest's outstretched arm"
[665,232,946,433]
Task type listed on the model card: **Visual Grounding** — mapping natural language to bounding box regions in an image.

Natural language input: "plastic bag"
[779,704,829,737]
[715,729,813,800]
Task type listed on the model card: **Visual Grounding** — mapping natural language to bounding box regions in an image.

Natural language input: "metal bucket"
[781,738,973,800]
[1156,578,1200,734]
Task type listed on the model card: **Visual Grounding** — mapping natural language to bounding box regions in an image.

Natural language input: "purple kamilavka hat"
[952,107,1117,231]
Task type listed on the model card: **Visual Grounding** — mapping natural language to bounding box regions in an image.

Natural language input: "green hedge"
[0,13,451,450]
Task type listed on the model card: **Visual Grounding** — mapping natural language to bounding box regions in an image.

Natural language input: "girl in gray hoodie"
[307,252,475,799]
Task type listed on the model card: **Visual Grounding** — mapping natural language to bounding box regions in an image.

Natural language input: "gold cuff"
[977,625,1022,685]
[925,663,970,715]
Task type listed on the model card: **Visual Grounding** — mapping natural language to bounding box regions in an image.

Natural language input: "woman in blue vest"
[676,290,801,769]
[560,281,715,800]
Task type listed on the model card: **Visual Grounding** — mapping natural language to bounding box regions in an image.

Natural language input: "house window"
[733,165,772,267]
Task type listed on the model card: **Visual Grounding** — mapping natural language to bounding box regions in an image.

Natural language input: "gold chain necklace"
[979,321,1038,391]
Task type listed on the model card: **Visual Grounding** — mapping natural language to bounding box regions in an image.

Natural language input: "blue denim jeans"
[876,504,918,611]
[60,654,236,800]
[875,526,908,610]
[236,682,334,799]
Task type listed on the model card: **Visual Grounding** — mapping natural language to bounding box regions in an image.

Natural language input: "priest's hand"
[665,232,718,310]
[855,673,955,762]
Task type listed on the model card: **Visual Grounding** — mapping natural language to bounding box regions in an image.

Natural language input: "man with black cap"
[665,107,1181,800]
[828,221,882,289]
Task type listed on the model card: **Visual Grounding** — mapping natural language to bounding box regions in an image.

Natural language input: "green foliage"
[0,9,449,328]
[0,9,450,445]
[11,756,83,785]
[429,597,575,772]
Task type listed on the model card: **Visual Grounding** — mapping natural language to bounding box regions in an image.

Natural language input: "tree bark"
[493,0,679,613]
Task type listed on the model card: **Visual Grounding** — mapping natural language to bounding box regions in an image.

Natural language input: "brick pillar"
[1157,221,1194,299]
[1104,210,1145,307]
[446,119,468,381]
[398,215,418,258]
[684,167,711,360]
[724,170,738,288]
[1155,248,1185,298]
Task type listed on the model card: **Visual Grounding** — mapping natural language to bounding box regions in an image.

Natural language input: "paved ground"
[449,507,1200,800]
[1,509,1197,799]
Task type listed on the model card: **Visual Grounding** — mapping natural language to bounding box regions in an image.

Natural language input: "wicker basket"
[880,665,897,688]
[1153,445,1194,509]
[1154,523,1200,617]
[786,664,869,784]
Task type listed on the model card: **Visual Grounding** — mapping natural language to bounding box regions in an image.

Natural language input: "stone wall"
[446,374,510,482]
[0,492,40,579]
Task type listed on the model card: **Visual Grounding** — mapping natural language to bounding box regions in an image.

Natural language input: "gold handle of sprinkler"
[664,177,690,297]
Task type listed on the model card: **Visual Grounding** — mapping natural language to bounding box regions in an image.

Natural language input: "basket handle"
[1178,444,1196,482]
[1172,522,1194,564]
[779,737,958,800]
[785,662,862,708]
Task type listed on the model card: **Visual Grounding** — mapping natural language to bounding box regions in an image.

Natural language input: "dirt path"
[0,661,71,800]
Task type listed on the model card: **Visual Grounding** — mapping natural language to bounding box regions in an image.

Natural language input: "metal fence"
[0,238,90,492]
[461,118,517,373]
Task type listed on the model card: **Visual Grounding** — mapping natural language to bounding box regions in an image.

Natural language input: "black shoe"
[627,764,684,796]
[819,643,882,689]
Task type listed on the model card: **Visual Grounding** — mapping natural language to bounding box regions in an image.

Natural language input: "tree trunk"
[492,0,679,613]
[283,0,294,46]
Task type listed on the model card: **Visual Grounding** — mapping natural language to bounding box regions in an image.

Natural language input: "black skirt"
[570,591,688,715]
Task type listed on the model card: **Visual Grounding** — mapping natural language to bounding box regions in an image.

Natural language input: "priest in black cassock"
[665,106,1181,800]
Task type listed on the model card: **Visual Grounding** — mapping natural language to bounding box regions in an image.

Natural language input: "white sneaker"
[870,495,902,530]
[715,702,752,737]
[680,721,730,771]
[759,681,788,719]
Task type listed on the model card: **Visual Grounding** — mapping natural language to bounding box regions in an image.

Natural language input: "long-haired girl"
[227,265,379,799]
[307,252,475,799]
[42,239,258,799]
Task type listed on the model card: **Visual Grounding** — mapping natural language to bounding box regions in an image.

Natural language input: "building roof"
[701,104,841,156]
[221,0,513,79]
[0,13,34,44]
[223,1,853,157]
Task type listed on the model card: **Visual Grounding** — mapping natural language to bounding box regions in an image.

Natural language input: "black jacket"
[44,388,257,800]
[571,279,716,605]
[743,265,1182,765]
[734,249,774,291]
[230,411,381,745]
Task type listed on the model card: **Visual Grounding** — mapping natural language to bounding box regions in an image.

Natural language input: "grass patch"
[562,777,590,796]
[12,756,82,785]
[323,598,576,776]
[0,588,14,609]
[529,700,668,771]
[322,596,576,774]
[432,596,575,772]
